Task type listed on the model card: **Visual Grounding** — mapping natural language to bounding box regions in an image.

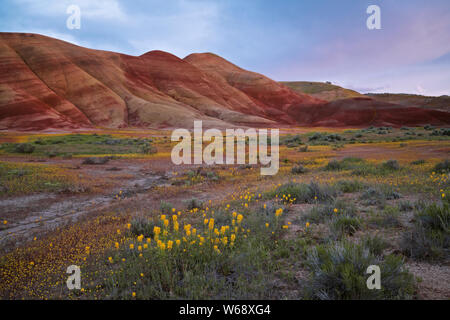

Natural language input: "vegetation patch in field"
[360,186,401,207]
[0,134,158,157]
[83,203,289,299]
[266,181,337,204]
[303,199,357,224]
[304,240,416,299]
[369,206,402,229]
[401,201,449,261]
[0,161,87,195]
[330,215,362,238]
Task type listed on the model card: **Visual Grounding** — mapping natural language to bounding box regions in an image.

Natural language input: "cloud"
[416,85,425,95]
[127,0,221,57]
[344,84,391,93]
[11,0,128,21]
[274,3,450,80]
[2,0,449,95]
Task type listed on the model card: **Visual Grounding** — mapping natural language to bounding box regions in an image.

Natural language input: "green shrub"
[369,206,402,229]
[141,144,157,154]
[305,241,416,299]
[303,200,357,224]
[324,157,364,171]
[351,163,379,176]
[360,186,401,206]
[398,201,414,212]
[335,180,365,193]
[325,159,341,170]
[430,128,450,136]
[130,217,158,238]
[381,160,400,171]
[206,171,219,181]
[362,235,389,256]
[159,201,174,214]
[82,157,110,165]
[308,133,344,145]
[330,215,361,237]
[266,182,337,204]
[282,134,303,146]
[291,164,307,174]
[401,202,449,261]
[433,160,450,173]
[14,143,35,154]
[410,159,425,165]
[185,198,204,210]
[47,151,58,158]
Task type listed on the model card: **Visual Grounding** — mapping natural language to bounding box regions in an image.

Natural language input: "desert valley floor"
[0,126,448,300]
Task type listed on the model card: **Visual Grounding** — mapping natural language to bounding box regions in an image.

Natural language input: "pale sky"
[1,0,449,96]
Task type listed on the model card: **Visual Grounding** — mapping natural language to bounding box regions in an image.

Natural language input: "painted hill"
[0,33,449,131]
[0,33,324,131]
[280,81,363,101]
[366,93,450,112]
[286,97,450,127]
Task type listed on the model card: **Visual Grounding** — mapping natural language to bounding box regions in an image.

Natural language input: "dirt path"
[406,261,450,299]
[0,170,173,246]
[0,156,183,246]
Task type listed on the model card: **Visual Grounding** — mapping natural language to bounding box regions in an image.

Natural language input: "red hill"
[0,33,449,131]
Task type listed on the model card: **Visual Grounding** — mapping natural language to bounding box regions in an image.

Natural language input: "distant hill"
[280,81,363,101]
[0,33,323,131]
[0,33,449,131]
[281,81,450,116]
[365,93,450,112]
